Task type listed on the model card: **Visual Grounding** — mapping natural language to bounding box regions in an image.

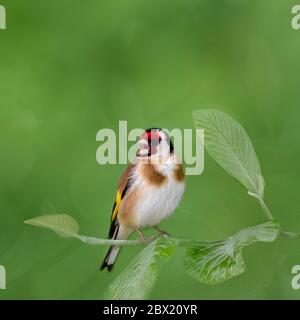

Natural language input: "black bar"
[0,300,298,319]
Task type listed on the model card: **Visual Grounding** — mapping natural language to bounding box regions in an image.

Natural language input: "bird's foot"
[154,227,171,237]
[135,229,153,244]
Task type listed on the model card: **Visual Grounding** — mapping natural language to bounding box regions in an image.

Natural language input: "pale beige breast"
[117,161,185,229]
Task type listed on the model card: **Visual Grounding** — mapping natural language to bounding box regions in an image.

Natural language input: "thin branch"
[74,234,194,247]
[248,191,274,220]
[74,234,144,246]
[258,199,274,221]
[248,192,300,239]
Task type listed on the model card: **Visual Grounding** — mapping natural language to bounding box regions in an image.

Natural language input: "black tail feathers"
[100,245,119,271]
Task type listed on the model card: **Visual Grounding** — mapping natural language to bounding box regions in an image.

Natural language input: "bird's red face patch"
[138,130,161,157]
[143,131,160,141]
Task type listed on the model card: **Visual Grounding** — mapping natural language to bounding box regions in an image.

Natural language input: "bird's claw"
[137,234,156,244]
[155,228,171,237]
[136,228,170,244]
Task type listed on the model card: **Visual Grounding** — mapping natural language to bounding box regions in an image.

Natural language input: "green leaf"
[184,220,279,285]
[24,214,80,238]
[193,109,265,198]
[25,214,142,245]
[106,237,176,300]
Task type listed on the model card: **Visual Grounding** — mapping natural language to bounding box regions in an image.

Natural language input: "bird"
[100,128,185,271]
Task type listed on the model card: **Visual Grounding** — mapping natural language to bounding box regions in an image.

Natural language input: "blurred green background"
[1,0,300,299]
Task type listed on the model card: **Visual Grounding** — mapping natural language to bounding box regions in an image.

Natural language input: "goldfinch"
[100,128,185,271]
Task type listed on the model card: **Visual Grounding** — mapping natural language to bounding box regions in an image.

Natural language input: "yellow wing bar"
[111,191,122,221]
